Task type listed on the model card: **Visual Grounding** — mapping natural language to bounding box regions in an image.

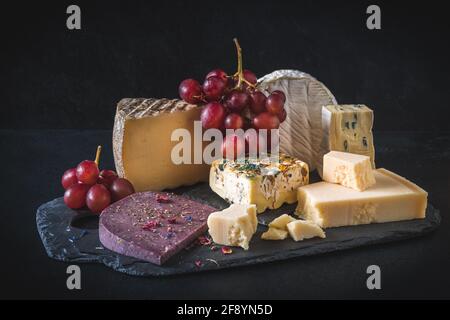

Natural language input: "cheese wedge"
[296,168,427,228]
[323,151,376,191]
[286,220,326,241]
[207,204,258,250]
[210,154,309,213]
[113,98,210,191]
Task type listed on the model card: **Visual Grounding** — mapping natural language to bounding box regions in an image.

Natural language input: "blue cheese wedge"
[210,154,309,213]
[319,104,375,177]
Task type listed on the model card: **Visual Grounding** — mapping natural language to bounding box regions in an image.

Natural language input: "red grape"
[243,70,257,86]
[252,112,280,130]
[265,93,285,115]
[98,169,118,188]
[178,79,202,104]
[224,113,244,130]
[271,90,286,102]
[277,108,287,123]
[224,90,249,113]
[110,178,135,202]
[64,183,90,209]
[249,91,267,114]
[61,168,78,190]
[86,184,111,214]
[222,134,246,160]
[202,76,226,102]
[76,160,99,185]
[206,69,227,82]
[200,102,226,129]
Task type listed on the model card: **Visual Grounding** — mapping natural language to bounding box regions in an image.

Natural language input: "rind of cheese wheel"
[296,168,428,228]
[257,70,337,171]
[113,98,210,192]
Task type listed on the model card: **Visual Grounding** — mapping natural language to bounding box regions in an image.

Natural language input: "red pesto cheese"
[99,191,217,265]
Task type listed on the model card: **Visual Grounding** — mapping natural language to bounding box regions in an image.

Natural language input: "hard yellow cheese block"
[113,98,209,192]
[210,154,309,213]
[207,204,258,250]
[323,151,375,191]
[286,220,326,241]
[296,168,427,228]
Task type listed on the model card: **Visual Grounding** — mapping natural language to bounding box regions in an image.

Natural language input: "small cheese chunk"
[323,151,376,191]
[286,220,326,241]
[296,168,428,228]
[207,204,258,250]
[210,154,309,213]
[319,104,375,177]
[261,228,288,240]
[268,214,296,230]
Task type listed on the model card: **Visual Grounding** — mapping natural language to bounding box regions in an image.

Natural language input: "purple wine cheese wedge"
[99,191,217,265]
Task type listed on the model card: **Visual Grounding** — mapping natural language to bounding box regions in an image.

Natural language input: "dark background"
[2,0,450,130]
[1,0,450,300]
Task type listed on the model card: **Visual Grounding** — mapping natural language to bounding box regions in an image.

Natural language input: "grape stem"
[94,145,102,166]
[232,38,256,89]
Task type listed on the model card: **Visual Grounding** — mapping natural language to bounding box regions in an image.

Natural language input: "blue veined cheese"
[209,154,309,213]
[319,104,375,177]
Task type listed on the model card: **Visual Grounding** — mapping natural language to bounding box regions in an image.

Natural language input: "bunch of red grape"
[178,39,287,158]
[61,146,135,214]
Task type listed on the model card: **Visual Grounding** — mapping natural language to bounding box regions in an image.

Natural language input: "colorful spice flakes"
[197,235,212,246]
[194,260,203,267]
[142,220,159,230]
[167,217,177,224]
[156,194,171,203]
[221,246,233,255]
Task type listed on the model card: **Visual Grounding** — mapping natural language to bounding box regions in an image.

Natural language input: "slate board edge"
[36,198,441,277]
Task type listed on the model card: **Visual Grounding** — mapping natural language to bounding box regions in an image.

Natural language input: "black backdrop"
[2,0,450,130]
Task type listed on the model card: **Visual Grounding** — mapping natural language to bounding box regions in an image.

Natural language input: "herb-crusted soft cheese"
[210,154,309,213]
[319,104,375,177]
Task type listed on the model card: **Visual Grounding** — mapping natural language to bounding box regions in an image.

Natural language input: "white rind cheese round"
[257,70,337,171]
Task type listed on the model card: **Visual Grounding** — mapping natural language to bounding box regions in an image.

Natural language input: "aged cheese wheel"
[257,70,337,171]
[113,98,210,192]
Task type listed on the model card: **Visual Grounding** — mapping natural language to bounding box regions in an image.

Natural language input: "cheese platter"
[37,38,441,276]
[36,180,440,276]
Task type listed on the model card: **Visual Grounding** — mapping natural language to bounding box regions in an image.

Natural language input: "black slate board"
[36,182,441,277]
